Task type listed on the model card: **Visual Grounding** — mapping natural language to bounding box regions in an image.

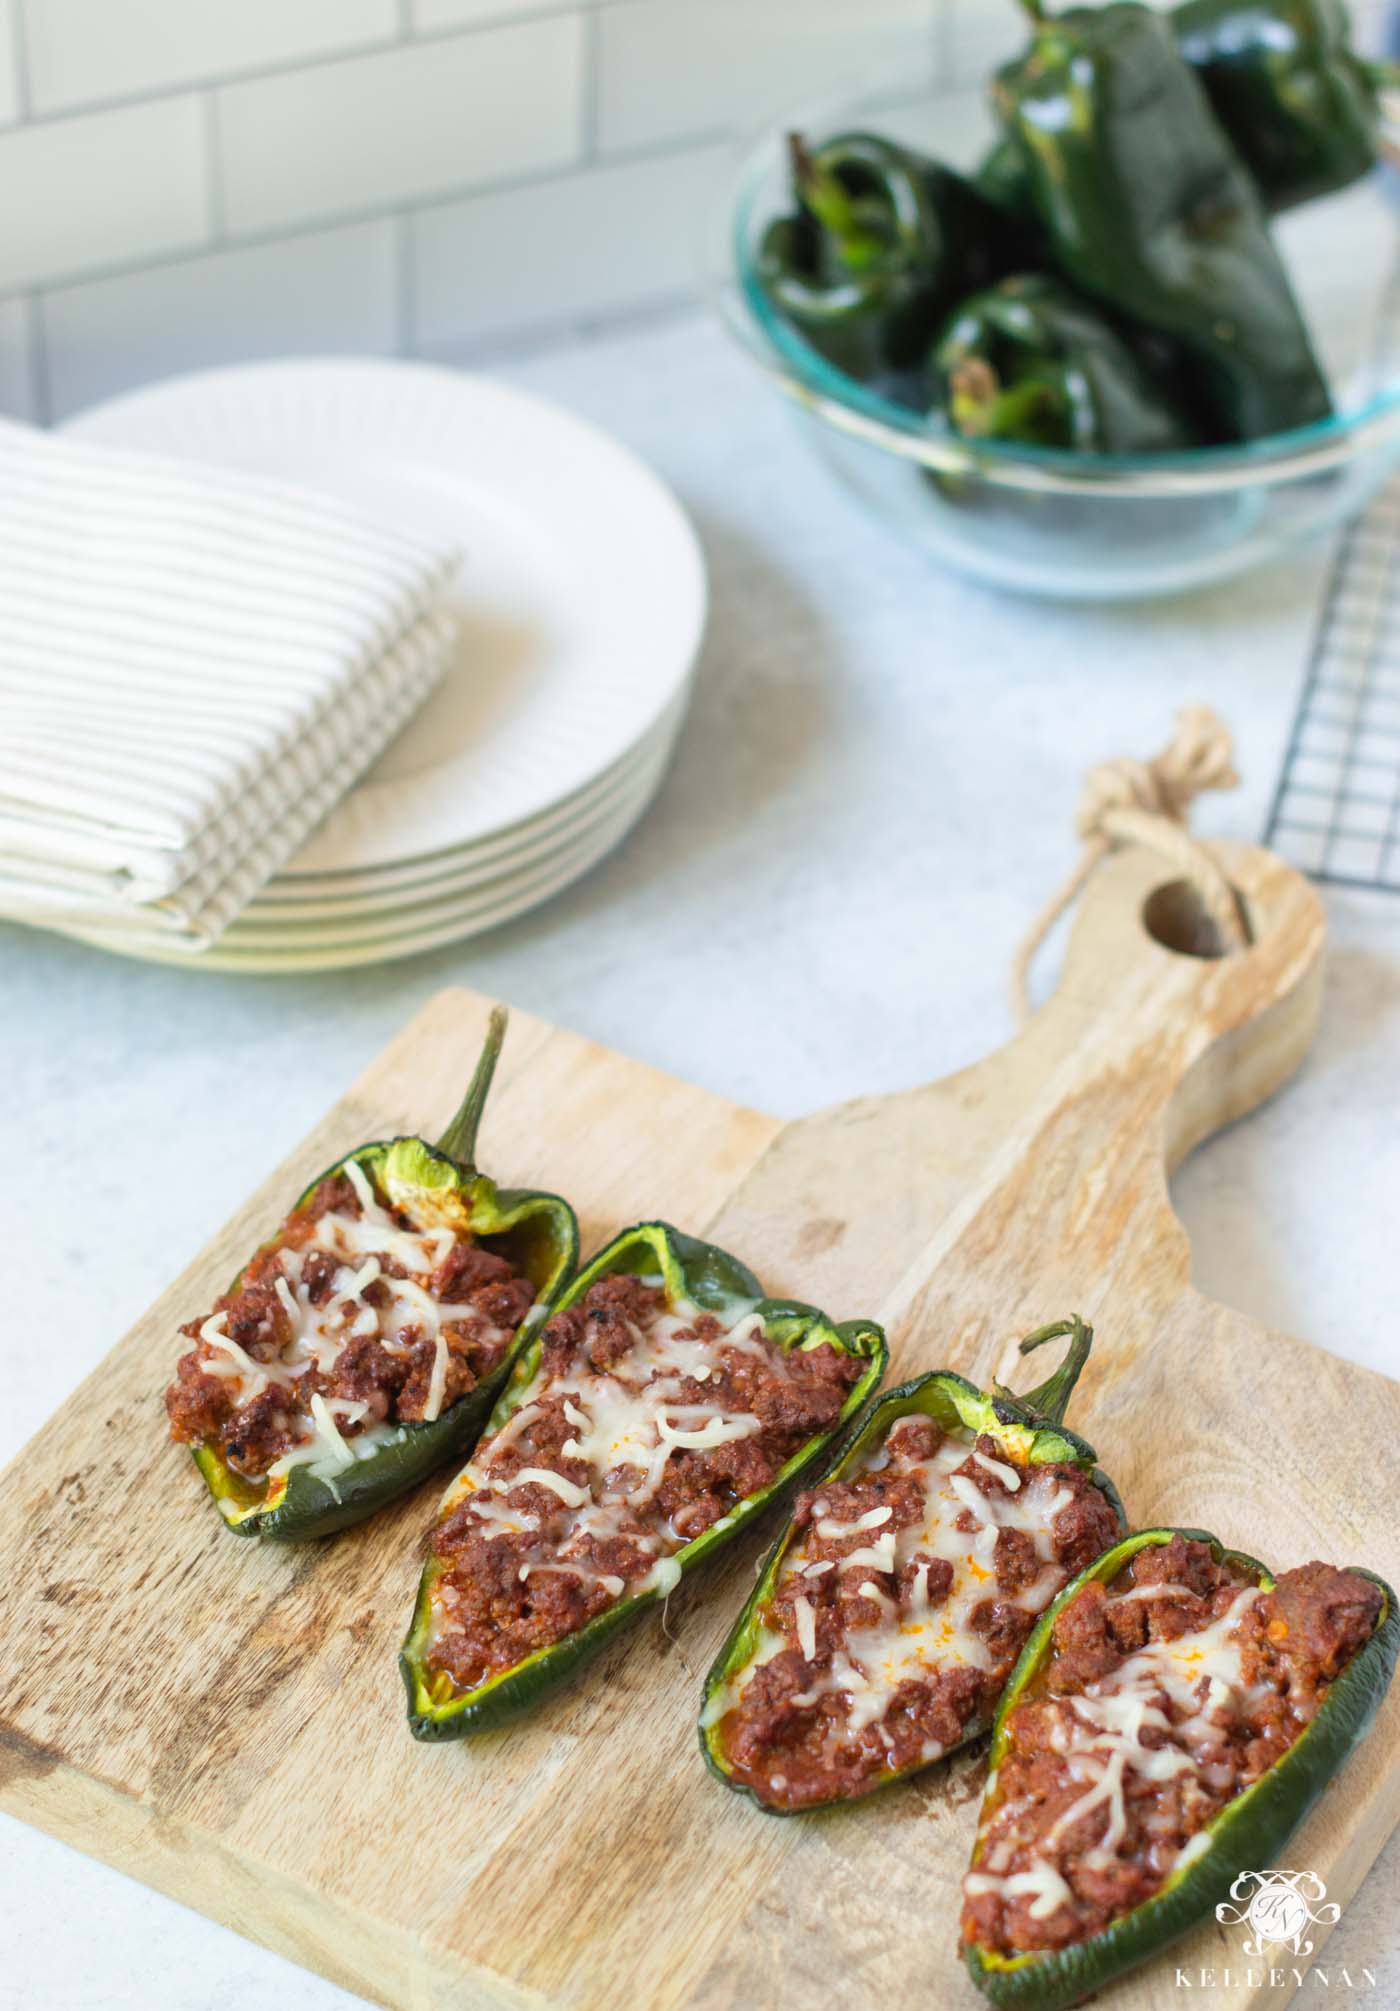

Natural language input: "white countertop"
[3,310,1398,2011]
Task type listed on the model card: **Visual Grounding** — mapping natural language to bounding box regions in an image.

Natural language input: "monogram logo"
[1215,1870,1340,1958]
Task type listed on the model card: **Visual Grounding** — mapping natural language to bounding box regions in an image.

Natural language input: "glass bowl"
[717,85,1400,601]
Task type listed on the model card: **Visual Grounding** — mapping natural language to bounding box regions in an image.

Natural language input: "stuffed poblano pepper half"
[699,1318,1126,1813]
[934,274,1198,454]
[992,1,1332,443]
[962,1527,1397,2010]
[165,1007,579,1541]
[401,1221,887,1739]
[756,130,1041,389]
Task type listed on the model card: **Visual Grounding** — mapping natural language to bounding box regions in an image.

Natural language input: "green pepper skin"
[188,1011,579,1543]
[935,274,1198,454]
[699,1317,1126,1814]
[401,1220,887,1740]
[975,138,1039,224]
[962,1527,1399,2010]
[992,4,1332,443]
[986,2,1386,218]
[758,130,1041,389]
[1176,0,1387,213]
[757,211,923,387]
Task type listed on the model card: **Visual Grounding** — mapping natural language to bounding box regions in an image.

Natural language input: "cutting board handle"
[1035,838,1326,1175]
[704,837,1327,1337]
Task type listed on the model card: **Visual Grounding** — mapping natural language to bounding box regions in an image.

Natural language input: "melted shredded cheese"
[515,1467,591,1508]
[794,1596,818,1661]
[965,1863,1072,1922]
[973,1448,1022,1492]
[443,1294,800,1626]
[726,1430,1080,1751]
[188,1168,520,1484]
[969,1580,1263,1918]
[199,1313,278,1398]
[337,1160,456,1271]
[423,1335,450,1424]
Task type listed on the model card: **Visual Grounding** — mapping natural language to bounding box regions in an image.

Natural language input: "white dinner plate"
[209,717,678,942]
[69,739,671,972]
[243,688,689,915]
[62,358,707,882]
[51,712,675,968]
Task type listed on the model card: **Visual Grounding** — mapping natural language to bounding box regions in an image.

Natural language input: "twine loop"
[1012,706,1247,1023]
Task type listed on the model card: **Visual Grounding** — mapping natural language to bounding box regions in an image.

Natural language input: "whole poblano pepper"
[991,0,1333,442]
[1175,0,1398,212]
[935,274,1199,453]
[756,129,1041,390]
[176,1008,579,1541]
[984,0,1397,217]
[961,1527,1398,2009]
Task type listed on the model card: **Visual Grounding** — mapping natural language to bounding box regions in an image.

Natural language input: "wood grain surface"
[3,841,1396,2011]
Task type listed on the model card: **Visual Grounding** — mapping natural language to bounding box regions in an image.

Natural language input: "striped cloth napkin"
[0,417,458,948]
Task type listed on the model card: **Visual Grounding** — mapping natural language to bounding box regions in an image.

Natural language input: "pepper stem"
[787,131,887,267]
[950,360,1066,446]
[1014,0,1047,21]
[1002,1315,1092,1428]
[436,1005,508,1169]
[788,132,851,232]
[949,357,1002,436]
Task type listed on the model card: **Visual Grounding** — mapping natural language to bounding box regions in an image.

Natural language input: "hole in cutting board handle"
[1141,879,1254,960]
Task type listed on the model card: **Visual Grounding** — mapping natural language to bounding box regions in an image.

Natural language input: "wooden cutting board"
[3,841,1398,2011]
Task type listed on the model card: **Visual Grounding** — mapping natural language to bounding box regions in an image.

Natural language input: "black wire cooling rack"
[1264,480,1400,892]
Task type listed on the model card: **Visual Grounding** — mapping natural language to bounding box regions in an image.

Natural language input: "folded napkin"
[0,416,459,947]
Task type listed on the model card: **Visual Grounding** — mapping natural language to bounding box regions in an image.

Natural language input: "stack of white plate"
[59,359,707,973]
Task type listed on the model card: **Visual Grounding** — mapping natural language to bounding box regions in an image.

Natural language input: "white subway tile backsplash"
[0,3,20,127]
[42,218,398,418]
[596,0,938,156]
[0,296,34,417]
[413,140,730,348]
[0,97,207,293]
[0,0,969,419]
[946,0,1025,89]
[22,0,397,115]
[878,88,997,177]
[217,17,584,236]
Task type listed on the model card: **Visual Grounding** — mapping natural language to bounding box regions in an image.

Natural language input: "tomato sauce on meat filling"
[165,1162,535,1488]
[423,1273,863,1695]
[706,1413,1120,1809]
[961,1534,1382,1956]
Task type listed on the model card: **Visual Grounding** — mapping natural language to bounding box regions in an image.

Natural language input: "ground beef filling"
[425,1272,862,1695]
[711,1415,1121,1810]
[962,1534,1382,1958]
[165,1169,535,1480]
